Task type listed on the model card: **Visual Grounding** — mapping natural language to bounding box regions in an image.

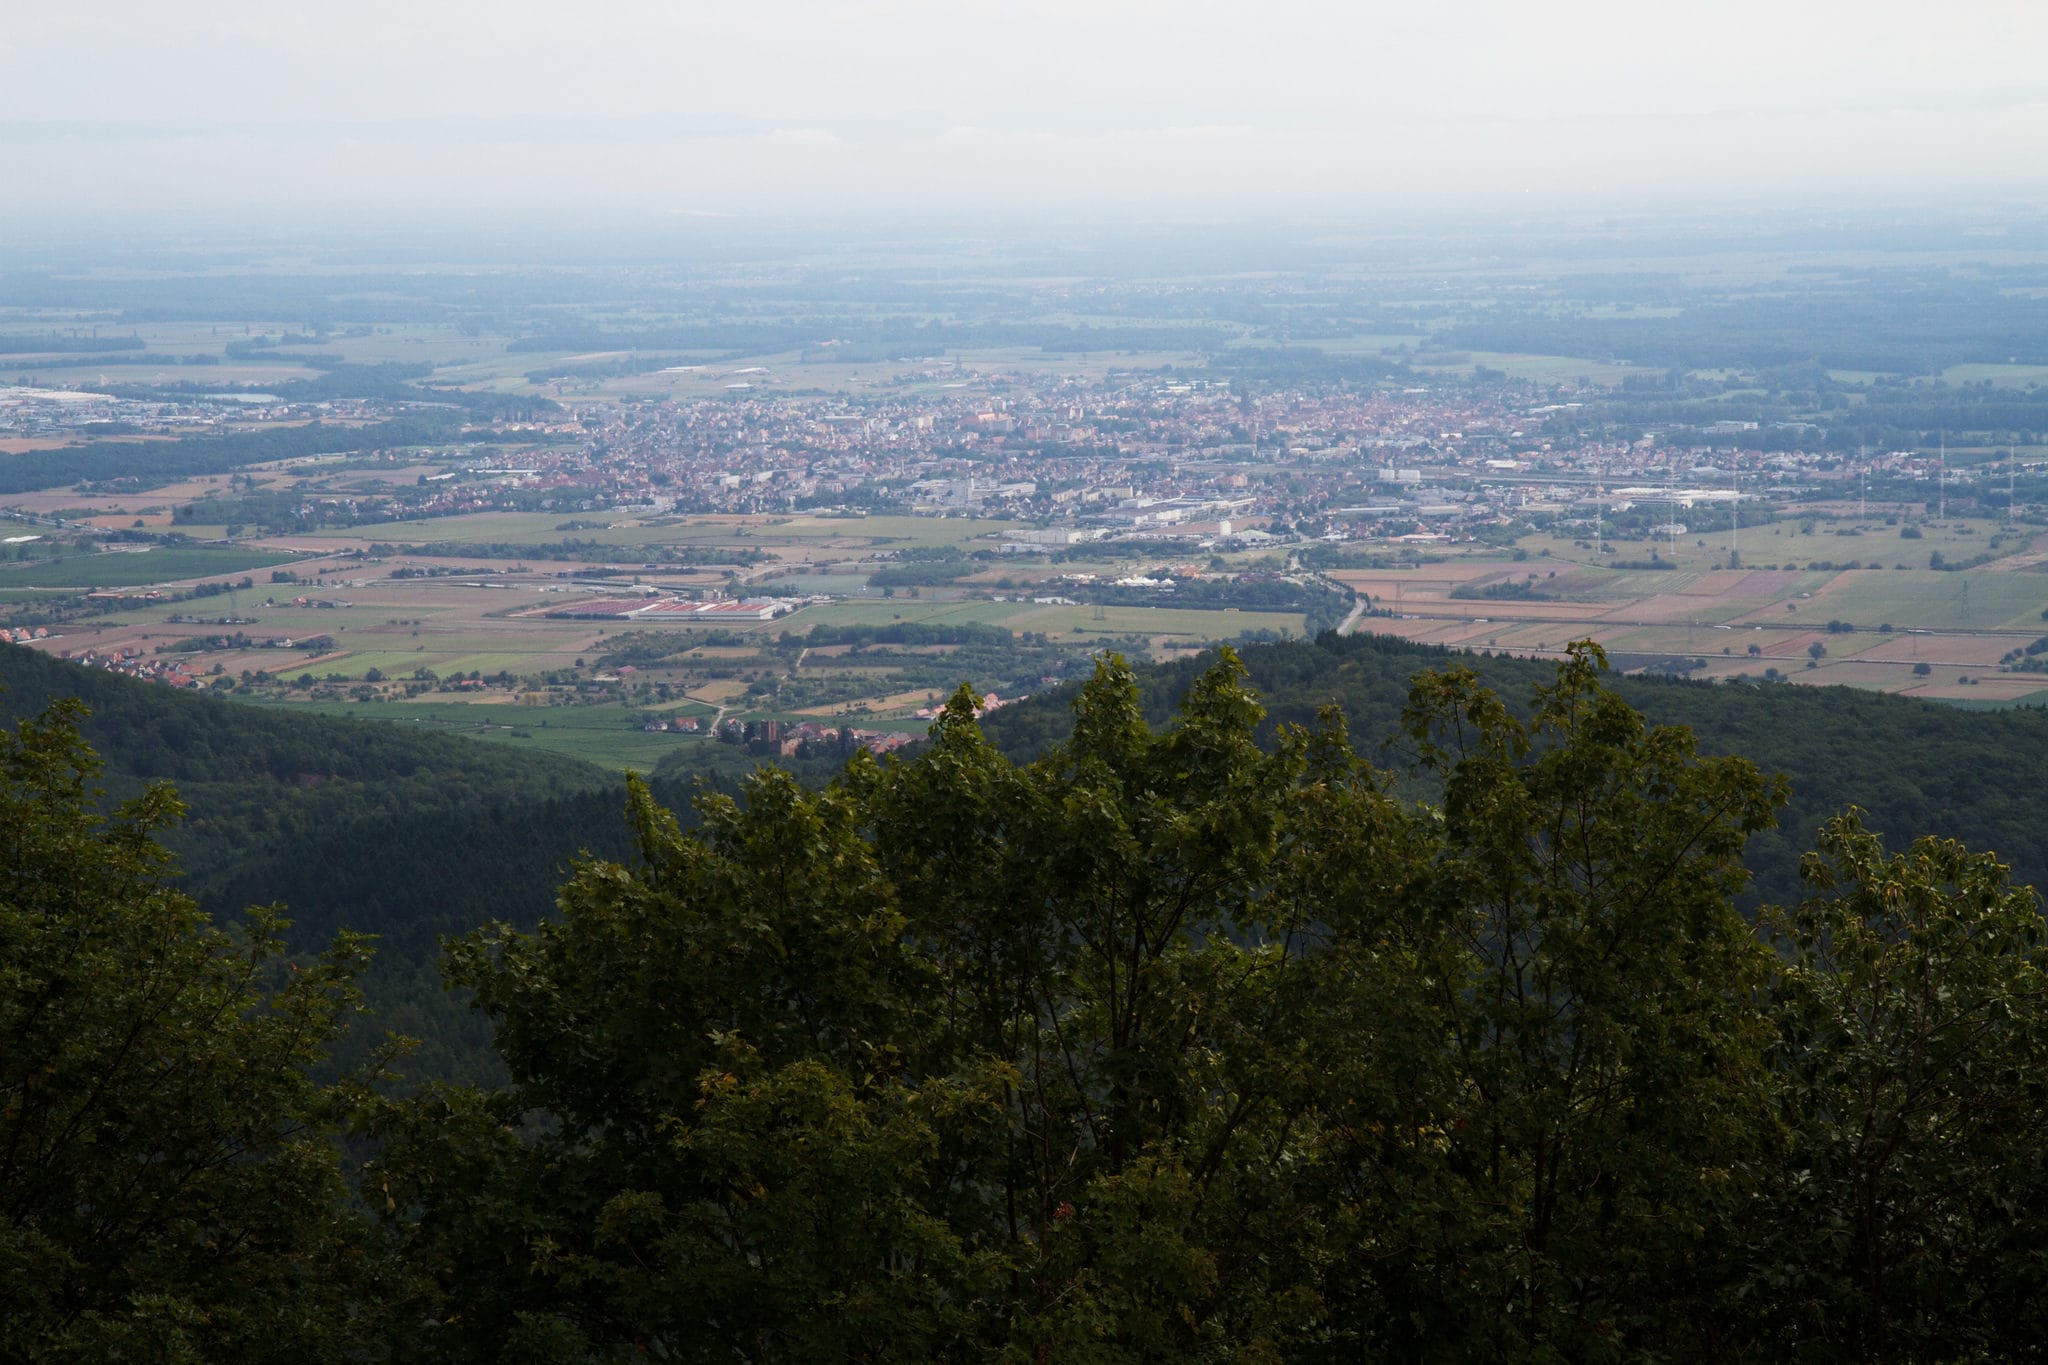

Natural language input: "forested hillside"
[0,643,836,1080]
[11,631,2048,1085]
[9,644,2047,1360]
[984,632,2048,907]
[0,640,613,868]
[0,645,627,1079]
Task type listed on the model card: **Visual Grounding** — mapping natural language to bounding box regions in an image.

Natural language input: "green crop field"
[758,572,872,594]
[779,599,996,630]
[1940,363,2048,388]
[295,512,599,546]
[1018,603,1309,639]
[1810,570,2048,630]
[258,697,702,772]
[0,545,300,589]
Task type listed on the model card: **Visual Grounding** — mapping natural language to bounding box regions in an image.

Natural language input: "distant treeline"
[1441,278,2048,376]
[81,364,561,419]
[1296,544,1449,570]
[1450,578,1552,601]
[7,352,222,370]
[0,414,478,494]
[509,320,1241,356]
[1079,574,1341,609]
[1075,575,1352,631]
[590,620,1031,672]
[0,331,147,354]
[593,631,753,668]
[0,267,625,322]
[866,561,978,588]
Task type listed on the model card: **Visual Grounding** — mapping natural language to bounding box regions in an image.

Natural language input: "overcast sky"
[5,0,2047,221]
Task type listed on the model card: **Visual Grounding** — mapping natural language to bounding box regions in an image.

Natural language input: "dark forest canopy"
[6,644,2048,1360]
[12,629,2048,1095]
[13,625,2048,950]
[981,631,2048,907]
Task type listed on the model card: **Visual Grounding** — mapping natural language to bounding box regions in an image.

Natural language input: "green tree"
[1746,813,2048,1359]
[0,701,391,1363]
[880,653,1359,1356]
[1322,642,1787,1357]
[371,653,1344,1357]
[376,645,1807,1360]
[372,753,987,1359]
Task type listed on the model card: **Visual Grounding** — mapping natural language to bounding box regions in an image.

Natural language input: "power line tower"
[1730,471,1740,565]
[1939,431,1947,522]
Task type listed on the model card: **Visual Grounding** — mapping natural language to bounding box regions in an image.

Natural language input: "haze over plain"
[5,0,2048,221]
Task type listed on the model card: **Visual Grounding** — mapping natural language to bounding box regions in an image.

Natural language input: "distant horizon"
[7,138,2047,226]
[10,192,2048,267]
[7,0,2048,224]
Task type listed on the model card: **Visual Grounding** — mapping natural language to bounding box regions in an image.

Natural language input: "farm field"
[257,696,719,772]
[0,544,301,589]
[21,532,1320,770]
[1325,538,2048,702]
[19,493,2046,775]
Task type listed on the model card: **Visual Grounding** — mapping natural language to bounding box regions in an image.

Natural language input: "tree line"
[0,415,481,495]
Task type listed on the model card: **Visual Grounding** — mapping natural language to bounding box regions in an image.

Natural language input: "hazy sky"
[5,0,2047,220]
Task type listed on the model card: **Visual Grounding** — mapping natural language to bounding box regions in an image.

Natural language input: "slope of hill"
[0,641,616,876]
[0,644,841,1079]
[18,629,2048,927]
[0,644,633,1078]
[981,632,2048,906]
[14,631,2048,1084]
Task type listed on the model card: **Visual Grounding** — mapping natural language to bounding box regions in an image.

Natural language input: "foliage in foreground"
[6,644,2048,1360]
[373,645,2048,1361]
[0,701,399,1361]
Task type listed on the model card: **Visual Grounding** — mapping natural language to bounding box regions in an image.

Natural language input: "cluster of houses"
[700,716,916,756]
[408,373,1846,549]
[910,692,1021,721]
[56,646,205,689]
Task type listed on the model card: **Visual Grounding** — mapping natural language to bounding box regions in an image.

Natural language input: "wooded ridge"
[4,639,2048,1358]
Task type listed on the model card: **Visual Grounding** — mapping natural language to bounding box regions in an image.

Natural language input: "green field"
[257,697,705,772]
[1940,363,2048,388]
[1810,571,2048,631]
[0,545,300,589]
[768,595,1301,641]
[285,509,1019,555]
[759,572,873,594]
